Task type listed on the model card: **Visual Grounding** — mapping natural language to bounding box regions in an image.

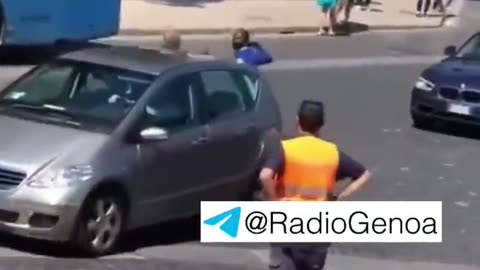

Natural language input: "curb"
[119,22,446,36]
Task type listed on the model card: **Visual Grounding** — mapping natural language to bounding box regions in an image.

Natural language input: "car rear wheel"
[73,191,126,257]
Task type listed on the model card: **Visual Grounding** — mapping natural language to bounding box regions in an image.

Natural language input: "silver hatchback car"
[0,46,282,256]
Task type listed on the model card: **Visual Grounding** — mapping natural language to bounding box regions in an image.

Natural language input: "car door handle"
[192,136,208,145]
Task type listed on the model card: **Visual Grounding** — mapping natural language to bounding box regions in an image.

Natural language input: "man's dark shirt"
[261,129,285,176]
[262,133,366,181]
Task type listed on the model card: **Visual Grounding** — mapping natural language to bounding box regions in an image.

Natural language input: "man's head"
[162,29,181,51]
[232,28,250,51]
[297,100,325,135]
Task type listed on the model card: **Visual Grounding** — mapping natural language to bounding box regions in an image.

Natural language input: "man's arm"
[335,151,372,200]
[258,130,284,200]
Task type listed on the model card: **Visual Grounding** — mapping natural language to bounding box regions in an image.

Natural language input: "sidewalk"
[120,0,452,36]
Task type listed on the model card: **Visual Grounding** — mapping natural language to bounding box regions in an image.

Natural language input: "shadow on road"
[120,215,200,252]
[415,122,480,140]
[337,22,370,35]
[0,215,199,258]
[0,42,106,66]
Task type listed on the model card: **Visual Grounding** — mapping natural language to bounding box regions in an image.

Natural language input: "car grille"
[439,87,480,104]
[462,91,480,103]
[0,167,26,190]
[438,87,460,100]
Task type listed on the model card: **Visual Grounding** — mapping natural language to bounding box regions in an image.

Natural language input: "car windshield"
[0,60,155,133]
[456,34,480,60]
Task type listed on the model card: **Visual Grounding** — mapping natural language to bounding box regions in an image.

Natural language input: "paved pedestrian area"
[120,0,451,35]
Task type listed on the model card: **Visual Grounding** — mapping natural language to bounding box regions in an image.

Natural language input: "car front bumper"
[410,88,480,126]
[0,186,81,242]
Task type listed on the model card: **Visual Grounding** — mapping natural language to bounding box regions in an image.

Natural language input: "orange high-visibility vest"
[277,136,339,201]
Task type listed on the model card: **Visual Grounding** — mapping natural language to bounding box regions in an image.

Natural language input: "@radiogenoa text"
[200,201,442,243]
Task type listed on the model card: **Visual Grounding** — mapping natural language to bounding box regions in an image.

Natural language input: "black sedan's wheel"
[73,192,125,256]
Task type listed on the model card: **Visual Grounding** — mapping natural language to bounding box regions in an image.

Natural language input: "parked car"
[410,32,480,128]
[0,46,282,256]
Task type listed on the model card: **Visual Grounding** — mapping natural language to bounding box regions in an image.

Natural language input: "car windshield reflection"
[0,60,155,133]
[456,35,480,60]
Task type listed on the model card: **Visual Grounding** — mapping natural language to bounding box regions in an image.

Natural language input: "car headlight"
[27,165,93,188]
[415,77,435,91]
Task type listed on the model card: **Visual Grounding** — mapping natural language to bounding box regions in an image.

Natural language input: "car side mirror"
[444,46,456,57]
[140,127,168,142]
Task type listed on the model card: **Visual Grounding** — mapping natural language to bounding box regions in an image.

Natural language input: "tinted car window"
[142,75,198,133]
[199,70,257,120]
[0,60,155,133]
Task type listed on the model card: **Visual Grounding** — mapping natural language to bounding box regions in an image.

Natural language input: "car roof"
[59,45,222,75]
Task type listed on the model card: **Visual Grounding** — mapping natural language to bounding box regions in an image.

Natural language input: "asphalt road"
[1,60,480,269]
[1,1,480,269]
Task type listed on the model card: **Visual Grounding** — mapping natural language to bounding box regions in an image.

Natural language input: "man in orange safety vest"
[258,99,372,270]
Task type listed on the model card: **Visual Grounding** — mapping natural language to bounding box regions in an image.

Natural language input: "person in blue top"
[232,28,273,66]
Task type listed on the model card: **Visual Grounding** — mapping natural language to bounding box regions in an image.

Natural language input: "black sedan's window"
[457,34,480,59]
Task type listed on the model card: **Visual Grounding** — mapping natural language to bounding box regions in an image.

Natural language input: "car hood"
[0,115,109,176]
[425,59,480,87]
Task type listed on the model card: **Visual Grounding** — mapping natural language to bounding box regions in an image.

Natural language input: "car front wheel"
[72,191,126,257]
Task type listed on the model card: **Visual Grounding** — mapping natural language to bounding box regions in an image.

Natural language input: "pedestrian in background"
[161,29,182,52]
[433,0,446,16]
[416,0,446,17]
[416,0,431,17]
[444,0,455,10]
[357,0,371,11]
[337,0,353,24]
[316,0,338,36]
[232,28,273,66]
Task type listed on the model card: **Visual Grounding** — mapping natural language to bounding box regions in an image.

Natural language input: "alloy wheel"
[85,197,122,252]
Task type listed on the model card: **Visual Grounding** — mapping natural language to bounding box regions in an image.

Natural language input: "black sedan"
[410,32,480,128]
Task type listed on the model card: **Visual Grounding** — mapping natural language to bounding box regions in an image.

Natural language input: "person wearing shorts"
[316,0,338,36]
[337,0,354,23]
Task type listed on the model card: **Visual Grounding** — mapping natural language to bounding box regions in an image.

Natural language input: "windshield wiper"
[0,100,81,126]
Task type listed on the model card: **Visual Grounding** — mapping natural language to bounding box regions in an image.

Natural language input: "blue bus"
[0,0,120,46]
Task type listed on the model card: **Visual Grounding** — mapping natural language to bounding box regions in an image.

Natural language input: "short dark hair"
[232,28,250,45]
[298,100,325,133]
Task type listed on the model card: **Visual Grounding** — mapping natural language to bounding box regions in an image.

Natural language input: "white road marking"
[134,244,260,265]
[101,253,146,260]
[0,55,441,81]
[455,201,470,208]
[468,191,478,197]
[261,55,442,71]
[249,249,270,264]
